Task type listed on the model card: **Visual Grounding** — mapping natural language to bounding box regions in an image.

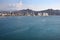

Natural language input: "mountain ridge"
[0,9,60,16]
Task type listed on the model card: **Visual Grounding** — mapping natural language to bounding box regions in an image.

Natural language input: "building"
[38,13,42,16]
[0,13,2,16]
[43,13,49,16]
[2,13,8,16]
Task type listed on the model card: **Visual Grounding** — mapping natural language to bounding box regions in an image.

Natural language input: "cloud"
[23,4,60,11]
[9,1,23,10]
[0,1,23,11]
[23,5,48,11]
[0,0,60,11]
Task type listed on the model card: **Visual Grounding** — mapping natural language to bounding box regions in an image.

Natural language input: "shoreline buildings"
[1,9,60,16]
[0,12,49,16]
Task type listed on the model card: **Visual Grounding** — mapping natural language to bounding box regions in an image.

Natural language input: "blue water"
[0,16,60,40]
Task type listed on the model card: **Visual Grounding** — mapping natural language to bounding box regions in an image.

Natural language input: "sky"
[0,0,60,11]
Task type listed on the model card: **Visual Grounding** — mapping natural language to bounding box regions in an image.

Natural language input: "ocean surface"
[0,16,60,40]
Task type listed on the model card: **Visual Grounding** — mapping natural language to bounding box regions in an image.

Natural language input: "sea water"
[0,16,60,40]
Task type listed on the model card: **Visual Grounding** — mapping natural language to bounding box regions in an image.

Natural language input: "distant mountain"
[15,9,60,15]
[1,9,60,15]
[39,9,60,15]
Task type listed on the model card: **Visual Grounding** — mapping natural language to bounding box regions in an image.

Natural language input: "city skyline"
[0,0,60,11]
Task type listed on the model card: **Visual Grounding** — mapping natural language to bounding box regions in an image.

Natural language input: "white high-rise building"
[43,13,49,16]
[38,13,42,16]
[43,13,45,16]
[45,13,49,16]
